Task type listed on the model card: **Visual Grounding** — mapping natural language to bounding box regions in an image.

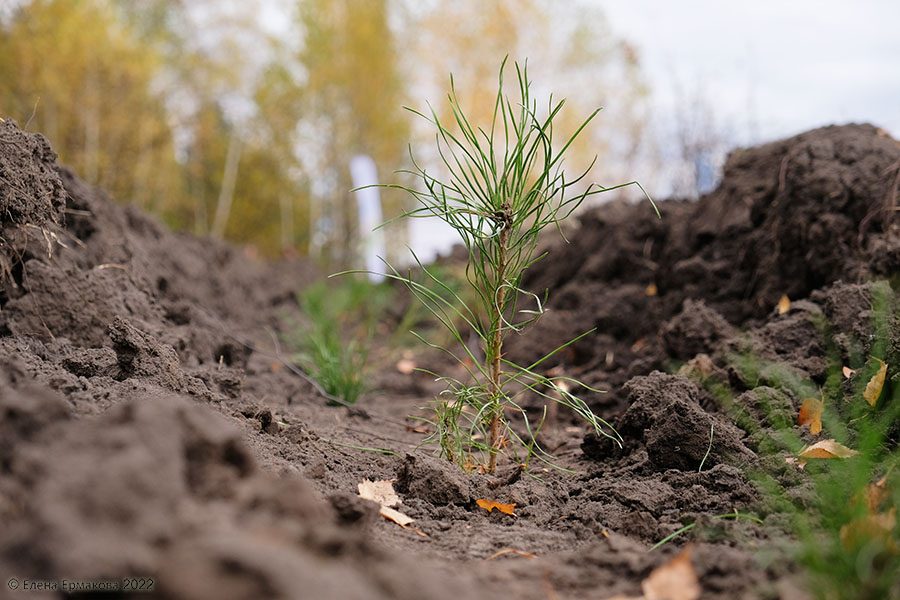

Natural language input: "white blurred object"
[350,155,386,283]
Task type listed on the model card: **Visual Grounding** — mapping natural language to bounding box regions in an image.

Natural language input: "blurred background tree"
[297,0,409,266]
[0,0,651,265]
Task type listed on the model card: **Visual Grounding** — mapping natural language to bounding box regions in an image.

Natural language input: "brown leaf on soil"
[645,283,658,297]
[486,548,537,560]
[842,366,855,379]
[848,475,890,513]
[777,294,791,315]
[840,508,897,553]
[864,476,890,512]
[641,545,701,600]
[358,479,401,507]
[396,358,416,375]
[798,397,824,435]
[841,475,897,553]
[476,498,516,515]
[863,358,887,407]
[797,439,859,460]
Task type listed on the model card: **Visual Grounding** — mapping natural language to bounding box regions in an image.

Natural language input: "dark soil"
[0,118,897,599]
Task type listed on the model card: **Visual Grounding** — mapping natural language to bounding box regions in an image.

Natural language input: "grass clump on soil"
[292,279,390,405]
[681,284,899,599]
[354,59,655,473]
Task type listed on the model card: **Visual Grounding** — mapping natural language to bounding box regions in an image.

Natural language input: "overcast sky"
[597,0,900,142]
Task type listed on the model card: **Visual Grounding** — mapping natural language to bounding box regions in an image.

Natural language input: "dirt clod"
[396,453,473,506]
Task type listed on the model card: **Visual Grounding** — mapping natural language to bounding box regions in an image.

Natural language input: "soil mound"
[0,119,65,228]
[0,119,483,599]
[0,364,474,600]
[510,123,900,411]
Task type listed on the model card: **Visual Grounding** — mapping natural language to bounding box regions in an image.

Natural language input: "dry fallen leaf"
[863,358,887,407]
[797,439,859,460]
[358,479,401,507]
[396,358,417,375]
[379,505,415,527]
[798,397,824,435]
[642,545,701,600]
[358,479,417,528]
[841,475,897,553]
[404,423,431,435]
[476,498,516,515]
[842,366,856,379]
[645,283,658,297]
[840,508,897,553]
[777,294,791,315]
[863,476,890,513]
[486,547,537,560]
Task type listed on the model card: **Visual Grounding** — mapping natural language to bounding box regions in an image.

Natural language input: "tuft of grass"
[344,58,655,473]
[292,279,390,405]
[682,281,900,599]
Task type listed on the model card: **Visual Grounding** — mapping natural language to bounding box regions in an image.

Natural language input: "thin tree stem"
[487,215,510,473]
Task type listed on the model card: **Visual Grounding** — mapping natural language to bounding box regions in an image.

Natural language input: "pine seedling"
[349,59,655,473]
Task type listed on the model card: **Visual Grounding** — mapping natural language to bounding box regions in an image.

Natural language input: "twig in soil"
[337,425,420,449]
[321,438,398,456]
[698,420,714,472]
[486,548,537,561]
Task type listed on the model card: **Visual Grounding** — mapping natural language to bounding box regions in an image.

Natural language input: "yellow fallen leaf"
[379,505,415,527]
[777,294,791,315]
[842,366,855,379]
[642,545,700,600]
[358,479,401,507]
[798,439,859,460]
[798,398,824,435]
[645,283,658,297]
[476,498,516,515]
[863,358,887,407]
